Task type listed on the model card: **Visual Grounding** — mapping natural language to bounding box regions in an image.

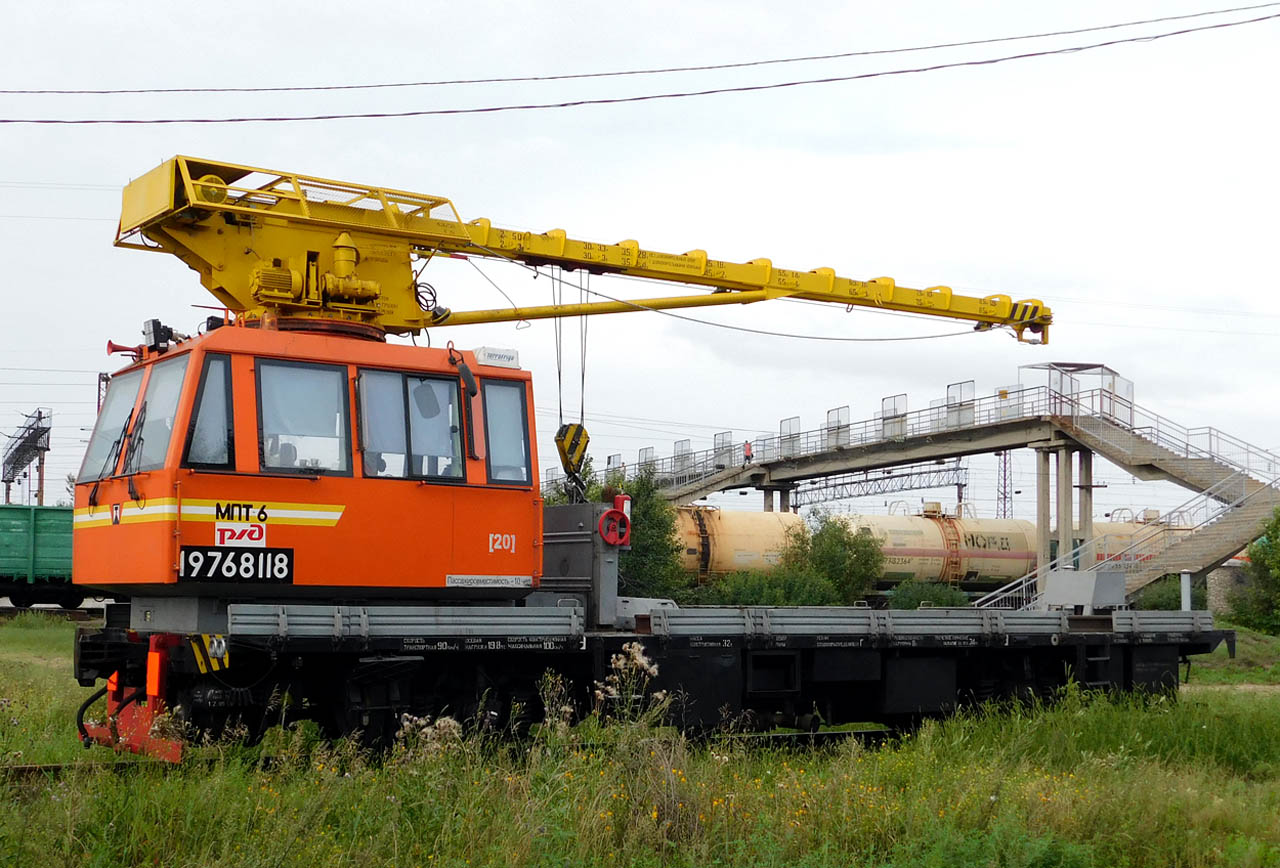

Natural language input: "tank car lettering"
[962,532,1012,551]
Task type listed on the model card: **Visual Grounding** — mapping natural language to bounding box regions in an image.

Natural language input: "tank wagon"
[0,504,81,608]
[676,506,1195,588]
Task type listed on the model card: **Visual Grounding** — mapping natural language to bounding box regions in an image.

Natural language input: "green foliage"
[6,617,1280,867]
[1228,507,1280,635]
[1131,574,1207,611]
[1191,621,1280,684]
[887,579,971,610]
[777,508,884,604]
[689,568,841,607]
[616,468,687,599]
[689,509,883,606]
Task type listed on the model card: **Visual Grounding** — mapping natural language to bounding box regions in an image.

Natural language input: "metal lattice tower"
[2,408,52,505]
[995,450,1013,519]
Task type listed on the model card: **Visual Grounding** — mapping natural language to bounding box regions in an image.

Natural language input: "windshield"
[77,369,144,483]
[125,355,190,473]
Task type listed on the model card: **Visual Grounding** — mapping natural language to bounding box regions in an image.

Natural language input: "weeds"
[3,618,1280,866]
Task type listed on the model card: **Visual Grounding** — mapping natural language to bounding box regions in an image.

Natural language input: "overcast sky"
[1,0,1276,523]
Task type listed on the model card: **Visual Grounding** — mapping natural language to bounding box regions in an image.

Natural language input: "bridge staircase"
[975,466,1280,610]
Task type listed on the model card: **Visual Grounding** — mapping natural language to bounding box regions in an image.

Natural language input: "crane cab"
[73,323,541,601]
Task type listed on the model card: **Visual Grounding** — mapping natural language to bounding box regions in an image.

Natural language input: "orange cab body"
[72,325,542,600]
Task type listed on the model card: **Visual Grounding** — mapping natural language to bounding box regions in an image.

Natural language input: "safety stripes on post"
[189,634,229,674]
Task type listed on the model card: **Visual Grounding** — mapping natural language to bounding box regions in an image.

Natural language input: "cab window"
[358,369,463,480]
[184,354,234,468]
[126,355,190,473]
[77,368,144,482]
[482,380,530,484]
[258,360,351,474]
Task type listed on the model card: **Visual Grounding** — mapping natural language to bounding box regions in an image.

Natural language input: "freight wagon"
[0,504,82,608]
[675,505,1196,589]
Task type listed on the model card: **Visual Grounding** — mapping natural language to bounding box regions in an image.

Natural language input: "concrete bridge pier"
[1057,446,1074,569]
[1034,442,1095,593]
[1035,448,1052,592]
[762,486,795,513]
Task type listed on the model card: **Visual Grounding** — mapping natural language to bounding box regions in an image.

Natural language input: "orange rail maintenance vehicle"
[71,157,1226,760]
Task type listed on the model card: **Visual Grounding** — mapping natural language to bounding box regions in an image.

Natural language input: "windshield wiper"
[121,401,148,476]
[87,408,135,508]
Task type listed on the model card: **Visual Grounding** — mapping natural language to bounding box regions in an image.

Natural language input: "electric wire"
[3,14,1276,124]
[449,248,984,342]
[6,2,1275,96]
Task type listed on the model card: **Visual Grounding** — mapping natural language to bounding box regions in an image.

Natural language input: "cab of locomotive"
[72,324,542,600]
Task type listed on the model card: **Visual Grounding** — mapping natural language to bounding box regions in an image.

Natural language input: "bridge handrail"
[973,469,1280,608]
[550,383,1280,495]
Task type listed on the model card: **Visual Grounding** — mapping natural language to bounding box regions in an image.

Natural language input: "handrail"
[549,383,1280,495]
[973,470,1280,608]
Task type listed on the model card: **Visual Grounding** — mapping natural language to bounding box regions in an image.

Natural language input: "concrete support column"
[778,488,791,513]
[1035,448,1052,590]
[1078,450,1094,569]
[762,489,775,512]
[1056,447,1074,569]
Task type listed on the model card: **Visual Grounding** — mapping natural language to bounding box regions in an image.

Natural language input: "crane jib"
[114,155,1052,343]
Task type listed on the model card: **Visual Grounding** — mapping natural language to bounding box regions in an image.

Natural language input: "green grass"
[3,616,1280,866]
[0,612,106,765]
[1189,621,1280,685]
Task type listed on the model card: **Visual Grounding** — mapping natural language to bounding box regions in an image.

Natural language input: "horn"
[106,340,143,359]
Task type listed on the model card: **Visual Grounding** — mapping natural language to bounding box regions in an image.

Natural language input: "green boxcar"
[0,504,82,608]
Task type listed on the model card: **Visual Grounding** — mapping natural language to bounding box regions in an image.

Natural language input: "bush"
[886,579,970,610]
[1227,507,1280,635]
[1132,574,1207,611]
[617,468,690,600]
[778,509,884,604]
[692,568,841,607]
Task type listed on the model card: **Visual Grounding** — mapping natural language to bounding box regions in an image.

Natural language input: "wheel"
[7,586,32,609]
[59,592,85,610]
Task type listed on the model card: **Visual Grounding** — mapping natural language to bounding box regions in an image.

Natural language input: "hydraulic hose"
[75,685,108,748]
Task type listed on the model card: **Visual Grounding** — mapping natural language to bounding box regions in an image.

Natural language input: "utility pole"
[995,450,1013,519]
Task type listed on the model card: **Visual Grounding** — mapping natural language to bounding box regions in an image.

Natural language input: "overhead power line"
[1,14,1275,125]
[4,3,1275,96]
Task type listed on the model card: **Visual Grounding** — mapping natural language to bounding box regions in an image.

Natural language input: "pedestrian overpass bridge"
[551,364,1280,598]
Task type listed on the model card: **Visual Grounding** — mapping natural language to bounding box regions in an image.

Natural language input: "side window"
[126,354,190,473]
[357,370,463,480]
[77,369,144,483]
[482,380,530,484]
[258,360,351,474]
[358,370,408,477]
[184,354,234,468]
[408,376,463,479]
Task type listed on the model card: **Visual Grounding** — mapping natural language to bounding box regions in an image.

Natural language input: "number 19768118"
[179,547,294,582]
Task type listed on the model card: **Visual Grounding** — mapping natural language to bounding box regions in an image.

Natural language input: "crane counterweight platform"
[117,156,1052,341]
[64,154,1221,764]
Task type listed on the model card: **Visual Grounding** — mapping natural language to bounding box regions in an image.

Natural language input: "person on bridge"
[743,440,753,466]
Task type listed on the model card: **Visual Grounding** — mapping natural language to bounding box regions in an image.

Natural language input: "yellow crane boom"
[116,156,1052,342]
